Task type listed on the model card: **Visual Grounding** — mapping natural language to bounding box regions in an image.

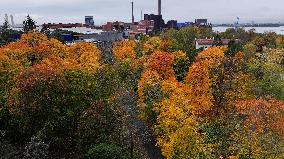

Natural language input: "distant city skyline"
[0,0,284,25]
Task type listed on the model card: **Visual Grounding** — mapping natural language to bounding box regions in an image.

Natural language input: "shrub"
[0,140,20,158]
[24,136,49,159]
[85,143,123,159]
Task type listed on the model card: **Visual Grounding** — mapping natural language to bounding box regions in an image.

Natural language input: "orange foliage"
[235,98,284,137]
[113,40,136,60]
[8,62,63,114]
[0,32,68,64]
[68,42,100,59]
[195,46,225,64]
[151,47,226,157]
[1,41,32,61]
[48,38,69,58]
[154,82,213,158]
[19,32,53,59]
[161,77,180,98]
[20,32,50,45]
[68,42,101,71]
[148,51,175,80]
[0,52,24,105]
[0,32,102,74]
[40,55,79,71]
[185,47,225,114]
[186,61,214,114]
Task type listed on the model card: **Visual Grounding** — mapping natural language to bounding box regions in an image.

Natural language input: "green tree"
[161,26,213,62]
[23,15,36,33]
[86,143,124,159]
[40,25,50,37]
[213,34,223,46]
[220,28,254,43]
[0,20,18,45]
[225,40,243,56]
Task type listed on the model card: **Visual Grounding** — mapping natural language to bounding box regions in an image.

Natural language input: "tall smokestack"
[158,0,161,15]
[5,14,9,23]
[10,15,15,27]
[131,2,134,23]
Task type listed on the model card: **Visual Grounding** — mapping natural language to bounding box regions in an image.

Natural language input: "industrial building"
[143,0,165,32]
[102,22,113,32]
[144,14,164,32]
[166,20,178,29]
[131,20,155,34]
[43,23,84,29]
[85,16,94,26]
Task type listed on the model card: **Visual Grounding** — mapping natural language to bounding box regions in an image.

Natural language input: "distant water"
[213,26,284,35]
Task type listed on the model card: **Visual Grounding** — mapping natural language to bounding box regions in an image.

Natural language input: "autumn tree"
[231,98,284,158]
[172,51,189,81]
[0,52,23,106]
[113,40,137,60]
[138,70,163,126]
[154,84,214,159]
[185,46,225,114]
[276,36,284,48]
[252,36,267,52]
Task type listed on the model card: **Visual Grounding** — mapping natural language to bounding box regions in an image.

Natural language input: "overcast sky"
[0,0,283,25]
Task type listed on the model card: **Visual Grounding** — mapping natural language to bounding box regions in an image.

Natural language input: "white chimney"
[10,15,15,27]
[5,14,9,24]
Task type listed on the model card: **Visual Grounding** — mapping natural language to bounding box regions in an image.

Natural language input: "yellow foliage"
[40,55,79,71]
[143,37,163,55]
[69,42,101,72]
[49,38,69,58]
[138,70,163,122]
[155,83,213,158]
[265,48,284,64]
[173,50,187,60]
[161,78,179,98]
[184,47,225,114]
[113,40,137,60]
[79,51,101,71]
[1,32,69,64]
[196,46,225,60]
[276,36,284,48]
